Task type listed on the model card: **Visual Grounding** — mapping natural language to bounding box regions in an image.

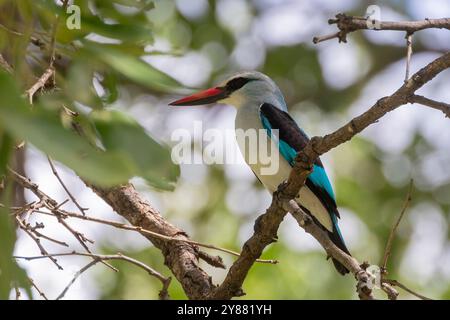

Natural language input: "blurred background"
[2,0,450,299]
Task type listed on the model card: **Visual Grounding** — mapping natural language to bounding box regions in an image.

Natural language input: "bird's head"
[169,71,286,110]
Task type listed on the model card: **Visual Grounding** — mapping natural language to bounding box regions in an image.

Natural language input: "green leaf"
[91,109,179,190]
[0,186,31,299]
[111,0,155,10]
[64,60,104,109]
[37,0,154,44]
[100,71,119,104]
[0,70,135,187]
[82,42,184,93]
[0,131,12,177]
[82,16,153,44]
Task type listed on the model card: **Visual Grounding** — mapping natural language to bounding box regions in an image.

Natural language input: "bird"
[169,71,350,275]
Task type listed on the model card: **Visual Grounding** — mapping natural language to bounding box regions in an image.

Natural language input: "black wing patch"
[259,102,338,216]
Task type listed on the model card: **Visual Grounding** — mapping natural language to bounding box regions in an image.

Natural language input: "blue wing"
[259,103,349,262]
[259,103,337,208]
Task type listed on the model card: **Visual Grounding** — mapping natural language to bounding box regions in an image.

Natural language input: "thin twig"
[29,277,48,300]
[313,32,341,44]
[14,284,21,300]
[313,14,450,44]
[383,279,432,300]
[381,180,413,271]
[52,213,117,272]
[378,182,433,300]
[31,229,69,247]
[47,156,88,215]
[56,259,97,300]
[16,251,171,300]
[49,0,69,67]
[35,207,277,265]
[0,54,13,74]
[0,22,23,36]
[409,94,450,118]
[25,67,54,104]
[15,216,63,270]
[0,23,46,49]
[198,251,226,269]
[405,33,413,82]
[25,1,69,104]
[8,168,57,206]
[381,282,399,300]
[8,167,117,271]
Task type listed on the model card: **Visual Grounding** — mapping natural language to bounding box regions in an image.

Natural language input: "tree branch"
[29,277,48,300]
[47,156,89,216]
[313,14,450,43]
[16,251,172,300]
[409,94,450,118]
[9,165,274,299]
[0,54,13,74]
[211,51,450,299]
[4,8,448,300]
[381,180,413,272]
[84,183,216,299]
[25,67,54,104]
[34,206,275,265]
[404,33,413,82]
[285,51,450,197]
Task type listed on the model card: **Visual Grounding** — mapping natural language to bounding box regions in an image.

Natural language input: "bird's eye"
[226,77,253,91]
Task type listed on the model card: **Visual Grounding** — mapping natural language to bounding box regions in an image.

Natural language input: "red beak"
[169,87,228,106]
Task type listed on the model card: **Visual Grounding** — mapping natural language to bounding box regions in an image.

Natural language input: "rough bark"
[86,183,215,299]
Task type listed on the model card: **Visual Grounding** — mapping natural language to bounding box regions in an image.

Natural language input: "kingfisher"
[169,71,350,275]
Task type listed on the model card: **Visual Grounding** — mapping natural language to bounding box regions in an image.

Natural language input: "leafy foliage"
[0,0,182,297]
[0,187,31,299]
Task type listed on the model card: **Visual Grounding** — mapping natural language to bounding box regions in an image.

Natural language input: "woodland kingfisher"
[169,71,350,275]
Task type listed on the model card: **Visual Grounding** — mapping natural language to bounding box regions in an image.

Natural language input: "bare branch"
[198,251,226,269]
[31,229,69,247]
[0,54,13,74]
[8,167,57,206]
[313,14,450,43]
[208,197,286,299]
[381,282,399,300]
[409,94,450,118]
[47,156,88,216]
[6,8,448,300]
[21,1,66,105]
[10,166,275,299]
[381,180,413,272]
[285,51,450,197]
[56,259,97,300]
[312,32,340,44]
[405,33,413,82]
[16,251,171,300]
[377,182,434,300]
[0,23,46,49]
[14,284,21,300]
[48,0,69,67]
[15,216,63,270]
[383,279,432,300]
[212,51,450,299]
[37,207,276,265]
[29,278,48,300]
[8,167,117,271]
[25,67,54,104]
[84,183,215,299]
